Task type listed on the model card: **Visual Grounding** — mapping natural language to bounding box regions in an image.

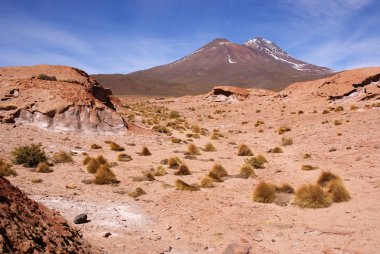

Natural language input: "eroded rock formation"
[0,65,126,133]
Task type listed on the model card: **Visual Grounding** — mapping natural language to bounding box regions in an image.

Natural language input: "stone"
[73,214,88,224]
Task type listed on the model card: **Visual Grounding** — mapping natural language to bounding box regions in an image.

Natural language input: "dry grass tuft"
[276,183,294,193]
[326,179,351,202]
[269,147,283,153]
[301,164,318,171]
[86,158,101,174]
[210,132,219,140]
[82,156,91,165]
[207,171,224,182]
[128,187,146,198]
[140,146,152,156]
[168,157,182,169]
[12,143,47,168]
[96,155,108,165]
[36,162,53,173]
[154,166,167,176]
[175,179,199,191]
[199,176,215,188]
[237,164,256,179]
[109,142,125,151]
[94,164,117,184]
[245,155,267,169]
[204,143,216,152]
[53,151,73,163]
[253,182,277,203]
[117,153,132,162]
[143,171,156,181]
[294,184,333,208]
[281,136,293,146]
[174,163,191,175]
[317,171,340,187]
[0,158,16,176]
[185,143,201,155]
[210,163,228,178]
[91,144,102,149]
[237,144,253,156]
[278,125,291,134]
[303,153,311,159]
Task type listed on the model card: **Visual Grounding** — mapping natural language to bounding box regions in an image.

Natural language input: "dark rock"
[73,214,88,224]
[103,232,112,238]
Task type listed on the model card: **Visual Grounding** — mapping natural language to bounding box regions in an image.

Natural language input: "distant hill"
[92,37,334,96]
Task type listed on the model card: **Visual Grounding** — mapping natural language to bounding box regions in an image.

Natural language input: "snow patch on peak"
[227,53,237,64]
[171,47,204,65]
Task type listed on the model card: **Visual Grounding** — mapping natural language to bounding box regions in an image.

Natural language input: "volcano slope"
[1,66,380,253]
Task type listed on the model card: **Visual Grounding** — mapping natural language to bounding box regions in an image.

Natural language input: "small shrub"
[169,111,180,118]
[253,182,276,203]
[91,144,102,149]
[191,125,201,133]
[168,157,181,169]
[237,164,256,179]
[278,125,291,134]
[128,187,146,198]
[154,166,167,176]
[199,176,215,188]
[334,106,344,112]
[322,109,330,114]
[143,171,156,181]
[12,144,47,168]
[109,142,125,151]
[36,74,57,81]
[140,146,152,156]
[52,151,73,163]
[281,136,293,146]
[0,158,16,176]
[204,143,216,152]
[294,184,332,208]
[237,144,253,156]
[245,155,267,169]
[36,162,53,173]
[210,132,219,140]
[174,163,191,175]
[276,183,294,193]
[326,179,351,202]
[334,120,342,126]
[171,137,181,143]
[94,165,117,184]
[210,163,228,178]
[82,156,91,165]
[303,153,311,159]
[301,165,318,171]
[152,125,171,135]
[117,153,132,162]
[185,143,200,155]
[350,105,358,110]
[317,171,340,187]
[175,179,199,191]
[96,155,108,165]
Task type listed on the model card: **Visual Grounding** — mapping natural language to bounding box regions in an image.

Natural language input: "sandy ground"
[2,91,380,254]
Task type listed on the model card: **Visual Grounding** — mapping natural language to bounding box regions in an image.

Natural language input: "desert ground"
[1,66,380,254]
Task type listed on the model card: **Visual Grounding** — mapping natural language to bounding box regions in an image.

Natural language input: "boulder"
[205,86,251,102]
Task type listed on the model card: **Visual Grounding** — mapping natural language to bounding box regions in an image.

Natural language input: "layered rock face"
[0,177,93,253]
[0,65,126,133]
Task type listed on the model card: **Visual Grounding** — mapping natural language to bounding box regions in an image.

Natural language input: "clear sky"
[0,0,379,74]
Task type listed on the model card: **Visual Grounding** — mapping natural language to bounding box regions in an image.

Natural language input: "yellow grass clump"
[175,179,199,191]
[96,155,108,165]
[109,142,125,151]
[90,144,102,149]
[294,184,333,208]
[154,166,167,176]
[237,164,256,179]
[278,125,291,134]
[0,158,16,176]
[317,171,340,187]
[237,144,253,156]
[281,136,293,146]
[94,165,117,185]
[199,176,215,188]
[269,147,283,153]
[207,171,224,182]
[276,183,294,193]
[301,164,318,171]
[253,182,277,203]
[117,153,132,162]
[168,156,181,169]
[128,187,146,198]
[140,146,152,156]
[174,163,191,175]
[52,151,73,163]
[82,156,91,165]
[185,143,201,155]
[204,142,216,152]
[210,163,228,178]
[86,158,101,174]
[210,132,219,140]
[245,155,267,169]
[36,162,53,173]
[326,179,351,202]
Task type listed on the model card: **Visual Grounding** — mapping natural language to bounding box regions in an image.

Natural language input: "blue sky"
[0,0,379,74]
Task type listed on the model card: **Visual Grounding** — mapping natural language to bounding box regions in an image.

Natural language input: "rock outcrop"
[0,65,126,133]
[0,176,94,253]
[205,86,251,102]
